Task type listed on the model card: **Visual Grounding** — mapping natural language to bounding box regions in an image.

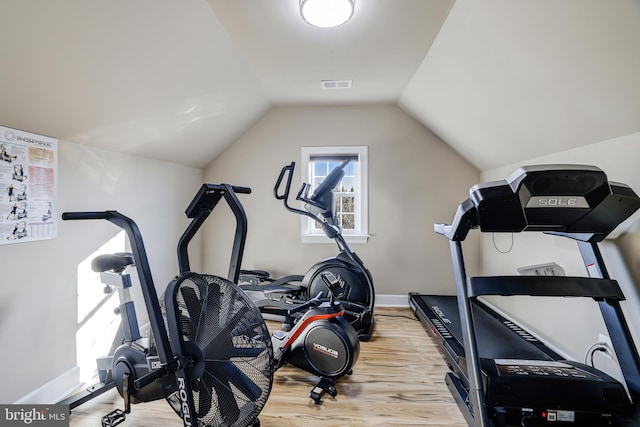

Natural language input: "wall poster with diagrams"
[0,126,57,245]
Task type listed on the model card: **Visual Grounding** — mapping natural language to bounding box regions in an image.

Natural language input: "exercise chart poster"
[0,126,57,244]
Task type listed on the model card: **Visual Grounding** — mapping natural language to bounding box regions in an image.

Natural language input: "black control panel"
[495,360,598,380]
[482,358,631,425]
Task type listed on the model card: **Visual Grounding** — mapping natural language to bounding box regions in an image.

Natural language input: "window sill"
[301,234,369,244]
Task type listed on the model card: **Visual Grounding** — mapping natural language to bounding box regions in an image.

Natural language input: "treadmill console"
[494,359,596,379]
[437,164,640,242]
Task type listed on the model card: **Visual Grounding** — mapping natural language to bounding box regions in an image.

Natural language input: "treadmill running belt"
[413,294,557,361]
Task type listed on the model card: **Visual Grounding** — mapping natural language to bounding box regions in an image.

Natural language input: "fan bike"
[59,192,274,427]
[176,183,360,404]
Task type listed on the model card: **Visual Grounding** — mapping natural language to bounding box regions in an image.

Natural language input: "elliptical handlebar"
[274,161,295,201]
[273,160,350,232]
[296,182,316,208]
[274,161,322,222]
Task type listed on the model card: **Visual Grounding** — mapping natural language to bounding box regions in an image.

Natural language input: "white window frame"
[300,146,369,244]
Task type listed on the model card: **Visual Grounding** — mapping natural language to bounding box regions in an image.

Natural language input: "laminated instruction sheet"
[0,126,57,244]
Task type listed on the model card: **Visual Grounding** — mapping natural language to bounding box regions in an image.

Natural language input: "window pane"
[338,195,354,213]
[340,176,355,193]
[344,161,355,176]
[340,213,355,230]
[313,162,328,177]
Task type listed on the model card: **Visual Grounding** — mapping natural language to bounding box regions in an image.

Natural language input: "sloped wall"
[203,104,480,300]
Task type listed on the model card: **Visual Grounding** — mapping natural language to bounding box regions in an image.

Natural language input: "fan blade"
[180,286,203,330]
[212,359,264,402]
[206,363,242,425]
[228,346,267,359]
[198,306,250,354]
[180,277,222,342]
[195,370,214,418]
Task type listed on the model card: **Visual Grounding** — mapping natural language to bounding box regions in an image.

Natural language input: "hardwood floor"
[67,307,467,427]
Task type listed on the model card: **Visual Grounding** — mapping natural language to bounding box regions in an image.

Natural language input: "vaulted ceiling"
[1,0,639,171]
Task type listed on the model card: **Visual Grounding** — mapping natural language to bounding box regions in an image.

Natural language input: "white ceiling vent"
[321,79,353,89]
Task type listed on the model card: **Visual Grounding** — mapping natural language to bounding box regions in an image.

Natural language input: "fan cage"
[174,273,274,427]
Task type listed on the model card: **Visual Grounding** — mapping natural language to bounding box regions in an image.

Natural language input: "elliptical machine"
[240,161,375,341]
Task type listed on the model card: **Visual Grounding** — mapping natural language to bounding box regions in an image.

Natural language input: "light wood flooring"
[67,307,467,427]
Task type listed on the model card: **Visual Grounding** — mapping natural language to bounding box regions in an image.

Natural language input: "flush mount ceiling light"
[300,0,355,28]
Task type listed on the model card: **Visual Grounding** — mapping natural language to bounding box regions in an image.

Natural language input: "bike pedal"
[101,409,127,427]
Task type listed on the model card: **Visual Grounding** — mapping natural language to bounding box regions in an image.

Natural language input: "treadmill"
[409,165,640,427]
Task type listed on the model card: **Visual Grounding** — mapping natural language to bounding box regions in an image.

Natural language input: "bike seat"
[92,253,135,273]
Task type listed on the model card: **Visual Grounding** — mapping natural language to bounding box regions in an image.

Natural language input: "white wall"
[203,104,481,299]
[0,141,202,403]
[479,131,640,371]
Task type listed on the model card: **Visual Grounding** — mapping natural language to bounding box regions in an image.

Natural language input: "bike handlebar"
[231,185,251,195]
[62,211,111,221]
[287,292,324,315]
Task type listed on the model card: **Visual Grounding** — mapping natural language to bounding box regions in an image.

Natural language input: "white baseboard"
[15,366,81,405]
[375,294,409,307]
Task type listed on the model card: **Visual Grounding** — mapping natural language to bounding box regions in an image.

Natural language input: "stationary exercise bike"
[59,188,275,427]
[271,291,360,404]
[240,160,375,341]
[178,183,360,404]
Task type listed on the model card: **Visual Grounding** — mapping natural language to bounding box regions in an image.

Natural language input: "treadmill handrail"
[467,276,625,300]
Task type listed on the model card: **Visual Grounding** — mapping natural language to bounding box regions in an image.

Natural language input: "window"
[300,146,368,243]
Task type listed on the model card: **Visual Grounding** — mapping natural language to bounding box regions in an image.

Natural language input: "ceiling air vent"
[321,80,352,90]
